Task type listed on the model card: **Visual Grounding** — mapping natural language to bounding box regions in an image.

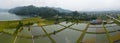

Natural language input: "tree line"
[9,5,107,20]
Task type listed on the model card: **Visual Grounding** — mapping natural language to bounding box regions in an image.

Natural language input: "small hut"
[90,17,102,25]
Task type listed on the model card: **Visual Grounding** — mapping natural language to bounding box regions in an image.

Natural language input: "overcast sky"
[0,0,120,11]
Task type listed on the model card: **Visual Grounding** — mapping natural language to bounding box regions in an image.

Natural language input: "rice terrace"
[0,0,120,43]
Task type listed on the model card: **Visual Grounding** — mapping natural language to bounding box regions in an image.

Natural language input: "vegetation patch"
[0,17,44,31]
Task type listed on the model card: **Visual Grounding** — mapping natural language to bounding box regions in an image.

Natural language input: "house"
[90,17,103,25]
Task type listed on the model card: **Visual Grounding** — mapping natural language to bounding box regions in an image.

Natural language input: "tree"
[9,5,59,18]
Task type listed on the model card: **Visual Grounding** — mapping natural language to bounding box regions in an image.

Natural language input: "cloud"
[0,0,120,11]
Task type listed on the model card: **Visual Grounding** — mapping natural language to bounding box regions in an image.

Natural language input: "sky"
[0,0,120,11]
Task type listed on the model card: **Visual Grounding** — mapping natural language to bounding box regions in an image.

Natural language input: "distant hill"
[78,10,120,15]
[8,5,60,18]
[8,5,120,20]
[54,8,120,15]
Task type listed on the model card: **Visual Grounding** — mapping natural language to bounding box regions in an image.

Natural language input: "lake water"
[0,12,21,21]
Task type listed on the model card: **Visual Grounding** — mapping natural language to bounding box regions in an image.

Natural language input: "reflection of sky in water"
[0,12,21,21]
[0,18,120,43]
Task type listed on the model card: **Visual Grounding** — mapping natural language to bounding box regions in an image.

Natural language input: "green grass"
[0,17,43,31]
[41,26,56,43]
[106,15,119,26]
[42,20,55,25]
[76,22,90,43]
[0,17,62,32]
[113,18,120,25]
[103,24,113,43]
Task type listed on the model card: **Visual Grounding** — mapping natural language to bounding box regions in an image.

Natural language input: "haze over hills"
[8,5,120,16]
[53,8,72,13]
[0,5,119,16]
[79,10,120,15]
[51,7,120,15]
[8,5,119,20]
[54,8,120,14]
[0,5,119,15]
[50,7,120,15]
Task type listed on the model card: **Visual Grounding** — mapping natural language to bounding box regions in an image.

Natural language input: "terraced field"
[0,15,120,43]
[0,20,120,43]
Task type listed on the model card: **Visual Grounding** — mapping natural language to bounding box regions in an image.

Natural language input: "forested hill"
[9,5,72,18]
[8,5,119,20]
[9,5,61,18]
[8,5,104,20]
